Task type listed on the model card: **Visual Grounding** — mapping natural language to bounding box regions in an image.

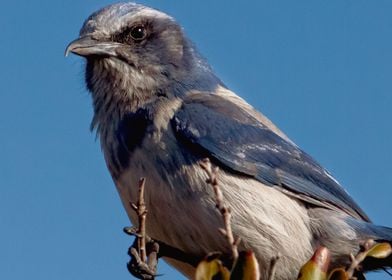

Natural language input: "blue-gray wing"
[172,93,369,221]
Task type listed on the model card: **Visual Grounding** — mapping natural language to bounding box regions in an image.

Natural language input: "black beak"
[65,36,120,57]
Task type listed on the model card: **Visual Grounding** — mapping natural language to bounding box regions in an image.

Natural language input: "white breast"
[112,124,313,279]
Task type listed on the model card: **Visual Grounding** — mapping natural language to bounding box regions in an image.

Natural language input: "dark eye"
[130,25,147,41]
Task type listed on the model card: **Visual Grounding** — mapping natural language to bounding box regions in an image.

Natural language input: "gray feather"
[172,93,369,221]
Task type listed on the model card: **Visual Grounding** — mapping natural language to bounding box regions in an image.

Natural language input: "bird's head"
[66,3,219,104]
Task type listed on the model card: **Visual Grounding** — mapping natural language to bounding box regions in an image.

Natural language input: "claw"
[125,231,160,279]
[123,226,138,236]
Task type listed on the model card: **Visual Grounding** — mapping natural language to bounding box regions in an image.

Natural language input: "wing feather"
[172,93,369,221]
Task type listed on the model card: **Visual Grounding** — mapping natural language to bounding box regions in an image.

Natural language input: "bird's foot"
[124,226,160,280]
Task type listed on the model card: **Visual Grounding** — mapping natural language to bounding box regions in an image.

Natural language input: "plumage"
[66,2,392,279]
[172,92,369,221]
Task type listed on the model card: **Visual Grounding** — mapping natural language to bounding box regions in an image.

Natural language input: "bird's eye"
[130,25,147,41]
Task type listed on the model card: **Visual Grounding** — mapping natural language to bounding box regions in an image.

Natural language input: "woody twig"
[200,158,240,266]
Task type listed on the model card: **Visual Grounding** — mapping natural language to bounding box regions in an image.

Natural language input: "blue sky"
[1,1,391,279]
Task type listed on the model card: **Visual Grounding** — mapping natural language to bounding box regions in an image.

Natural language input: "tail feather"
[348,219,392,271]
[363,253,392,272]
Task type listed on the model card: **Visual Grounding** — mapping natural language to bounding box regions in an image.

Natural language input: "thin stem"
[132,177,148,263]
[200,158,239,264]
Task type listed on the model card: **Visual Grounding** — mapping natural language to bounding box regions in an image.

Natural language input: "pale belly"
[111,142,314,279]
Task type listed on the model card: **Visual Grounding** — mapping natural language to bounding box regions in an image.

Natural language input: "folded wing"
[172,93,369,221]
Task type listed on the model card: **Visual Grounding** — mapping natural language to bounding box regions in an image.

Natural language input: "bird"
[66,2,392,279]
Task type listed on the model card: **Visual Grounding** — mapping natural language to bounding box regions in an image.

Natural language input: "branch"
[346,239,375,278]
[131,178,148,263]
[200,158,240,265]
[125,178,158,279]
[268,254,281,280]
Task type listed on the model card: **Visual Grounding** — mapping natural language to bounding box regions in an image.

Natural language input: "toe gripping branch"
[124,226,159,280]
[123,178,200,279]
[124,178,158,279]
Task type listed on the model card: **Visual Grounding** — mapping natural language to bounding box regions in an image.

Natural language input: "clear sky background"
[1,1,391,279]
